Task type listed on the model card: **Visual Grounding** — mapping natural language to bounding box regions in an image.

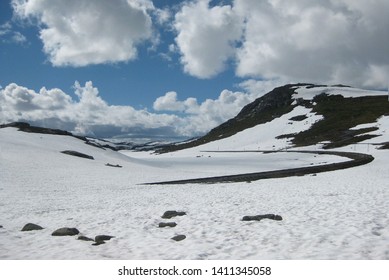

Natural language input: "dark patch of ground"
[292,94,389,149]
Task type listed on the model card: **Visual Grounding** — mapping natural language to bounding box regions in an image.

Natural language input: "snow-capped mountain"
[160,83,389,152]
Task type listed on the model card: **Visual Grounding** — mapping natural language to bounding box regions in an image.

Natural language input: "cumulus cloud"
[0,81,181,137]
[153,91,186,112]
[0,80,277,138]
[12,0,155,66]
[152,83,279,136]
[173,0,389,88]
[174,0,242,78]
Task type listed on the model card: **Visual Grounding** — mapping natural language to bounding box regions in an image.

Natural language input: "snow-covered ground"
[1,124,389,259]
[1,86,389,260]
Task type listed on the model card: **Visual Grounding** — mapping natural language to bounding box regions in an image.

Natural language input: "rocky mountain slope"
[159,83,389,153]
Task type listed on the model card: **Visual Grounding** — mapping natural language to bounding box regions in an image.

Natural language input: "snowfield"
[1,86,389,260]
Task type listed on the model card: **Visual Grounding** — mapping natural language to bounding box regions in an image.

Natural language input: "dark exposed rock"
[377,142,389,149]
[95,235,115,242]
[158,222,177,228]
[21,223,44,231]
[61,150,94,160]
[162,211,186,219]
[242,214,283,222]
[78,236,94,241]
[289,115,308,121]
[52,227,80,236]
[171,235,186,242]
[0,225,3,229]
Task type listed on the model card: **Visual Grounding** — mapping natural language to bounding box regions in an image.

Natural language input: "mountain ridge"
[158,83,389,153]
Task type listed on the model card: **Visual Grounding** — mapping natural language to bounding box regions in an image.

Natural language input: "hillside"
[159,84,389,153]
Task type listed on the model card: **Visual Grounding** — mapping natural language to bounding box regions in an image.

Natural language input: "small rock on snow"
[159,222,177,228]
[95,235,115,242]
[242,214,283,222]
[171,235,186,242]
[162,211,186,219]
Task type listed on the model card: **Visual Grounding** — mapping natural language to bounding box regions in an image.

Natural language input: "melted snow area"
[1,100,389,259]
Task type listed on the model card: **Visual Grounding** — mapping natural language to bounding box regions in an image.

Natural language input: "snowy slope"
[1,84,389,260]
[293,85,387,100]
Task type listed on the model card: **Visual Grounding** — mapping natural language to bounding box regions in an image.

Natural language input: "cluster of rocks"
[159,210,187,242]
[19,223,113,246]
[7,212,283,250]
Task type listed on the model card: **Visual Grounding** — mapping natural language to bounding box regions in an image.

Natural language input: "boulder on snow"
[242,214,283,222]
[61,150,94,160]
[52,227,80,236]
[158,222,177,228]
[171,235,186,242]
[162,210,186,219]
[95,235,115,242]
[21,223,44,231]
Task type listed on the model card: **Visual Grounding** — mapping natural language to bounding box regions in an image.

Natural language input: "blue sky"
[1,0,388,139]
[0,0,240,108]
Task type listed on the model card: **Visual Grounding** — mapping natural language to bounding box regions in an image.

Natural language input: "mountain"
[158,83,389,153]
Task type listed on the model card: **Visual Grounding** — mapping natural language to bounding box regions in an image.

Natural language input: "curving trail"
[144,150,374,185]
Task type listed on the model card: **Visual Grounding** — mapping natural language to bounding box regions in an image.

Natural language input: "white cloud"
[153,91,186,112]
[152,83,279,136]
[12,0,155,67]
[0,79,277,138]
[171,0,389,88]
[0,81,180,137]
[174,0,242,78]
